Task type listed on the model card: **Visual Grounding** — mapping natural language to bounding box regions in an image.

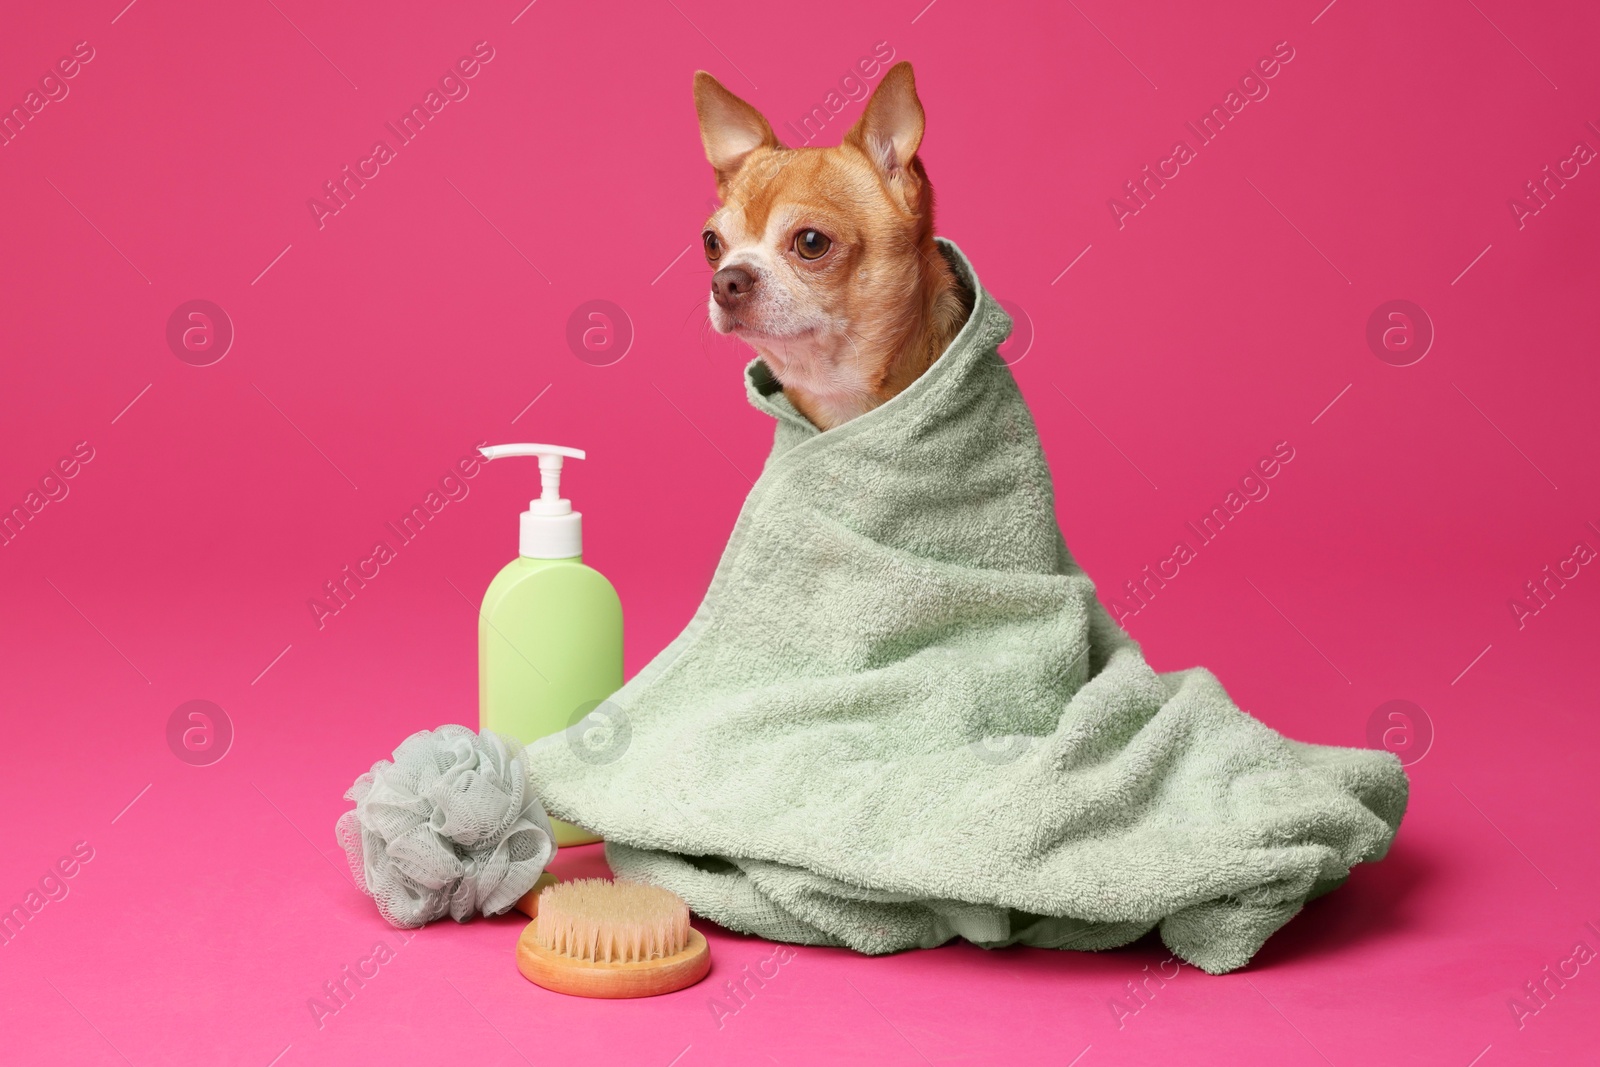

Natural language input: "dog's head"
[693,62,962,429]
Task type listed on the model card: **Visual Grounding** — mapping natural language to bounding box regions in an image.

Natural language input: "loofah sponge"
[335,724,556,929]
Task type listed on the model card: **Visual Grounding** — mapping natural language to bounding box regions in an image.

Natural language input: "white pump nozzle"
[479,443,588,559]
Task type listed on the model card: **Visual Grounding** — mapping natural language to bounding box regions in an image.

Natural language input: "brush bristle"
[532,879,692,964]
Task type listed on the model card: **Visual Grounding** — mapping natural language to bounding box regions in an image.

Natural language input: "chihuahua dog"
[693,62,972,430]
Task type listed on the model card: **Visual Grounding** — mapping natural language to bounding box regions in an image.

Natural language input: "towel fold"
[524,237,1407,974]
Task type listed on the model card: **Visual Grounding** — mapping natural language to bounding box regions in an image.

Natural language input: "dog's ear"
[846,62,925,184]
[693,71,779,191]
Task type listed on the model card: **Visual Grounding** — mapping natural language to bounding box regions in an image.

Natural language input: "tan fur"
[693,63,972,430]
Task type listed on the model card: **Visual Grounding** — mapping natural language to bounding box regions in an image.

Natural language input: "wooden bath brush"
[515,879,711,998]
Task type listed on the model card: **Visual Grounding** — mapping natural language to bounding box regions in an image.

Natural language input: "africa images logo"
[306,42,497,230]
[1107,41,1297,229]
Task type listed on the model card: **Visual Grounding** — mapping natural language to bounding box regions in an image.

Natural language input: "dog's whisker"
[679,296,711,332]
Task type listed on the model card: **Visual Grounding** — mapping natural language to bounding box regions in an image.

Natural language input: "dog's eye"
[702,231,722,262]
[795,230,831,261]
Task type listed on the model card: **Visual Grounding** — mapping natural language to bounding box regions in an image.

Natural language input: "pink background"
[2,0,1597,1063]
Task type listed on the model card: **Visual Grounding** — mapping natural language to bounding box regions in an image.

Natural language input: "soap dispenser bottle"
[477,443,621,846]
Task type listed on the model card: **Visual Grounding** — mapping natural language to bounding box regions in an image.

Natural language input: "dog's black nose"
[712,265,757,308]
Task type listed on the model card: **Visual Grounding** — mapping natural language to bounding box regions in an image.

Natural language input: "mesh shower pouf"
[336,724,556,928]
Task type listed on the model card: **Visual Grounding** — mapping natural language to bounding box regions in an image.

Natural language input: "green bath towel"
[524,238,1407,975]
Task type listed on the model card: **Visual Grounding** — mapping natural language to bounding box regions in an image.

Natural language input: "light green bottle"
[477,443,621,846]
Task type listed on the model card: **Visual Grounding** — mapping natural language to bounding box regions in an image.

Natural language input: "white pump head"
[480,443,587,559]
